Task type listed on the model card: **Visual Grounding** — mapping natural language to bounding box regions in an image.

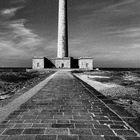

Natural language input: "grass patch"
[0,71,54,105]
[0,71,38,83]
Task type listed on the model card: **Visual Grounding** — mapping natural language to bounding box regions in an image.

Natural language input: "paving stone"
[73,115,92,120]
[32,123,52,128]
[0,124,14,129]
[1,120,9,124]
[93,116,109,121]
[0,129,7,135]
[124,137,140,140]
[70,128,92,135]
[114,130,137,136]
[113,121,125,125]
[8,120,24,124]
[79,135,104,140]
[57,120,70,124]
[94,125,110,130]
[104,136,123,140]
[35,135,56,140]
[9,111,21,116]
[37,115,53,120]
[75,123,94,128]
[23,128,45,134]
[0,71,139,138]
[6,115,20,120]
[21,115,37,120]
[91,129,115,136]
[7,135,35,140]
[41,119,56,124]
[52,123,74,128]
[21,112,34,116]
[58,135,78,140]
[0,136,8,140]
[110,125,126,129]
[14,123,32,128]
[71,120,99,124]
[109,117,122,121]
[54,115,73,120]
[107,105,133,118]
[2,129,24,135]
[63,112,79,116]
[60,110,72,113]
[99,121,113,125]
[45,128,68,135]
[123,118,140,134]
[24,119,41,123]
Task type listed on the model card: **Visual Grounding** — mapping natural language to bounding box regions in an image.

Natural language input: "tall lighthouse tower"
[32,0,94,70]
[55,0,72,68]
[57,0,68,58]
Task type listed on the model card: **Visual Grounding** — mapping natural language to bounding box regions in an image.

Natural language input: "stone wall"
[32,57,45,69]
[55,58,71,68]
[32,57,93,69]
[79,58,93,70]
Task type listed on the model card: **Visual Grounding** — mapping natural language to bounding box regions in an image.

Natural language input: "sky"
[0,0,140,67]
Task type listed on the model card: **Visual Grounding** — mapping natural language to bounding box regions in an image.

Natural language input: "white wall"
[79,59,93,70]
[55,59,71,68]
[32,59,45,69]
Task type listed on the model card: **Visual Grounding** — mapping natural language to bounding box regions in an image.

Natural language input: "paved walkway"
[0,71,139,140]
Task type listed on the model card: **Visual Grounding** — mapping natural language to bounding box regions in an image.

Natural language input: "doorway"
[61,63,64,68]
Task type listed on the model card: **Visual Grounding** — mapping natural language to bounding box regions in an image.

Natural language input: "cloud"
[0,4,43,58]
[101,0,140,18]
[75,0,140,26]
[1,7,23,18]
[73,0,137,13]
[104,0,137,9]
[9,19,42,50]
[70,38,84,45]
[128,43,140,49]
[107,27,140,38]
[11,0,26,4]
[0,40,26,57]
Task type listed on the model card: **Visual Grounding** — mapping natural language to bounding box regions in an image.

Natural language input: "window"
[37,63,40,67]
[86,63,89,68]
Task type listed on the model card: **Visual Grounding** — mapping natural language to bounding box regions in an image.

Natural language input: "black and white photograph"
[0,0,139,139]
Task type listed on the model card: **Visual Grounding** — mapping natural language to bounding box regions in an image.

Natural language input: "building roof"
[79,57,93,60]
[33,56,46,59]
[51,57,73,60]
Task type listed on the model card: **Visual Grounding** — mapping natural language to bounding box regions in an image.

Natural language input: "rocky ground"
[74,70,140,118]
[0,70,54,107]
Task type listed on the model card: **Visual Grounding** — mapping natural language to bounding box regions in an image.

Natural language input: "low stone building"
[32,56,94,70]
[79,57,94,70]
[32,57,45,69]
[55,57,72,68]
[32,57,56,69]
[32,0,94,70]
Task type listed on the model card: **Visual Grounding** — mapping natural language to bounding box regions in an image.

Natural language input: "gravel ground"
[100,86,139,98]
[75,70,140,118]
[99,86,140,117]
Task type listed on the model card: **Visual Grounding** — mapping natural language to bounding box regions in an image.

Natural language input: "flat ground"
[0,71,139,140]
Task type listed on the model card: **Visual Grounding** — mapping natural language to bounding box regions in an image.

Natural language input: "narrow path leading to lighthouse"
[0,71,139,140]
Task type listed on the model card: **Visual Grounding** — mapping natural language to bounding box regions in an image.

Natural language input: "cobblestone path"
[0,71,139,140]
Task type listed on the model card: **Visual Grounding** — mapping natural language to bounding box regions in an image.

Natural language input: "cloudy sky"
[0,0,140,67]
